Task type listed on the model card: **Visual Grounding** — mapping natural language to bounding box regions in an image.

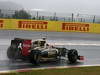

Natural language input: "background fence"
[0,9,100,23]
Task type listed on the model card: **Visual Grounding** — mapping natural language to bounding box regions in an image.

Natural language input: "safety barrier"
[0,19,100,33]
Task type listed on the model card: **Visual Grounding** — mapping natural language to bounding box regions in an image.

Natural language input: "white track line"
[48,43,100,46]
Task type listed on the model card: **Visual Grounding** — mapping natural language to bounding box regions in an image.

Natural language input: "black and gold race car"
[7,38,84,65]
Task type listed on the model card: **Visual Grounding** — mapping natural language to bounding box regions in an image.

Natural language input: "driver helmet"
[42,37,46,40]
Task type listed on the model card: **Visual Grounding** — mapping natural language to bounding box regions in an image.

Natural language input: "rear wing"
[11,38,32,56]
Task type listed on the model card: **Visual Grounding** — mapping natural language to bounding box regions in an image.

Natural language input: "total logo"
[23,44,31,47]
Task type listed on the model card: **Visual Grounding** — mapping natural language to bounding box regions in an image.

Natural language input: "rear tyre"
[68,49,78,63]
[7,45,21,60]
[7,45,17,60]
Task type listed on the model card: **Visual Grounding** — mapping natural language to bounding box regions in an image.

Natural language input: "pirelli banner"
[0,19,100,33]
[17,20,48,30]
[62,23,90,32]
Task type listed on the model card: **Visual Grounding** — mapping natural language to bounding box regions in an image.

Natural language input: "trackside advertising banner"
[18,20,48,30]
[0,19,100,33]
[62,23,90,32]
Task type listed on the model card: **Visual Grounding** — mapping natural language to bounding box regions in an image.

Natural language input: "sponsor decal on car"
[0,20,3,28]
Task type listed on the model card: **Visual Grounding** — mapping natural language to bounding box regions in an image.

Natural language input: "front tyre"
[68,49,78,63]
[29,50,41,65]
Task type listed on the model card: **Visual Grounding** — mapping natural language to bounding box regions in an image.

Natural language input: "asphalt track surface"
[0,30,100,71]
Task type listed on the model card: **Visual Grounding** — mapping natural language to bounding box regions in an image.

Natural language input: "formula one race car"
[7,38,84,64]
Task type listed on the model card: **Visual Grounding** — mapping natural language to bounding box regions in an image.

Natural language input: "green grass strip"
[1,66,100,75]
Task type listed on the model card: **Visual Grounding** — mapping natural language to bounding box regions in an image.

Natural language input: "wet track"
[0,30,100,71]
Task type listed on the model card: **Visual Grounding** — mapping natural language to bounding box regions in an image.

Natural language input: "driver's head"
[42,37,46,40]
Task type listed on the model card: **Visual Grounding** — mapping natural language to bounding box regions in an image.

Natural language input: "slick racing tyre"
[7,45,21,60]
[68,49,78,63]
[29,50,41,65]
[7,46,17,60]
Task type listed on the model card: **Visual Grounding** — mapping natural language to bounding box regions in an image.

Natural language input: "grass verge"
[1,66,100,75]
